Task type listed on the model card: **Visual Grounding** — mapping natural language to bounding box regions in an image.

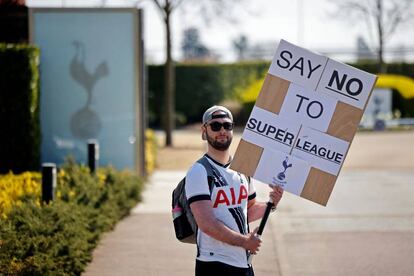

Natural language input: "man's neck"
[206,147,231,165]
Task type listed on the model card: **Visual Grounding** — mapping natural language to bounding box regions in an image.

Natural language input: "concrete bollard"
[42,163,56,204]
[88,140,99,174]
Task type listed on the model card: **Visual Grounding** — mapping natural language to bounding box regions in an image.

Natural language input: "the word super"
[247,118,296,146]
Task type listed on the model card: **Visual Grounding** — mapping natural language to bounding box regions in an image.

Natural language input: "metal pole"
[248,200,274,264]
[256,201,274,235]
[87,140,99,174]
[42,163,56,204]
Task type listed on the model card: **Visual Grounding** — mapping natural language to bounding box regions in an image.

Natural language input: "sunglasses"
[207,121,234,131]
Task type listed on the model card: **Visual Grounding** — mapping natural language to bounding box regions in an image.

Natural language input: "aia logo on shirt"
[213,185,248,208]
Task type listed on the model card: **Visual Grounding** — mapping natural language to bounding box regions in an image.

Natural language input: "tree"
[232,34,249,61]
[181,27,210,61]
[148,0,177,147]
[0,0,28,43]
[145,0,245,146]
[0,0,25,6]
[330,0,414,73]
[356,36,376,62]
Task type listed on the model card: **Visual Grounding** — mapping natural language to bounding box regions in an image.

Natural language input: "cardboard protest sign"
[230,39,377,206]
[279,83,338,132]
[269,39,327,90]
[292,126,349,176]
[242,106,300,154]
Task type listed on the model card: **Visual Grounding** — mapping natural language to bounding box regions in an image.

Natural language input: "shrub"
[0,3,28,43]
[235,78,265,125]
[0,160,143,275]
[0,172,41,219]
[0,44,40,174]
[148,61,414,127]
[145,129,158,175]
[148,62,269,127]
[237,64,414,125]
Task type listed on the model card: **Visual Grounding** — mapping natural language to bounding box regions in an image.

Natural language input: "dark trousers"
[195,259,254,276]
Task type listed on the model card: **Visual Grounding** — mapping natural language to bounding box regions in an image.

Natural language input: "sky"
[27,0,414,64]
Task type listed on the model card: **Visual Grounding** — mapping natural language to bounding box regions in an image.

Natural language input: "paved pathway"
[84,168,414,276]
[271,169,414,276]
[84,170,282,275]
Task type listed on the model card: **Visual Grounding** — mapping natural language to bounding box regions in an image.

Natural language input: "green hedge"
[148,61,414,127]
[351,61,414,79]
[0,44,40,173]
[0,159,143,275]
[148,62,269,127]
[0,5,28,43]
[351,62,414,117]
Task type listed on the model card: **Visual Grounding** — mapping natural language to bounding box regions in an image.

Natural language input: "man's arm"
[247,185,284,223]
[190,200,261,254]
[247,198,267,223]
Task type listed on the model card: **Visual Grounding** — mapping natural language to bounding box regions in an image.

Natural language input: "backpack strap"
[196,156,216,193]
[192,155,216,256]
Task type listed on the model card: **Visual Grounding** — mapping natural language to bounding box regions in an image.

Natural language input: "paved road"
[271,169,414,276]
[84,131,414,275]
[84,171,282,276]
[156,130,414,170]
[84,169,414,276]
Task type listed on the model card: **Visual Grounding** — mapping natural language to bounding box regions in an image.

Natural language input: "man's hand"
[269,185,284,206]
[242,227,262,254]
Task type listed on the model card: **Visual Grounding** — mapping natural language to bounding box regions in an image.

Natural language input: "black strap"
[196,156,219,193]
[211,113,230,120]
[194,156,230,250]
[194,156,220,257]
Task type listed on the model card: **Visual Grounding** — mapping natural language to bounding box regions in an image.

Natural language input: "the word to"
[295,94,324,119]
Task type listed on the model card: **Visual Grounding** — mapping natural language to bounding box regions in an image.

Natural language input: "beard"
[206,132,232,151]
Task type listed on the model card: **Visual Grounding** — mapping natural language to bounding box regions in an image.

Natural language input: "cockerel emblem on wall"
[69,40,109,139]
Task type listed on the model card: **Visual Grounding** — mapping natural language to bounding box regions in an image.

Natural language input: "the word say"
[269,39,327,90]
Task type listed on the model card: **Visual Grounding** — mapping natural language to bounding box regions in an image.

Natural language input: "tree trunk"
[376,0,387,73]
[164,8,175,146]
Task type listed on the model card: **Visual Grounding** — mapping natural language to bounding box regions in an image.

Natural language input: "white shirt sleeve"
[248,176,257,200]
[185,162,211,205]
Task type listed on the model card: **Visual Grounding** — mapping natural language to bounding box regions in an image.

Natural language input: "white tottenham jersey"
[185,154,256,268]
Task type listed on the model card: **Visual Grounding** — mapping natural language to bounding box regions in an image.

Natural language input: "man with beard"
[185,105,284,276]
